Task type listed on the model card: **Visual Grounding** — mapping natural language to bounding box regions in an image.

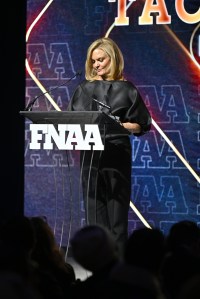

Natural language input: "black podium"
[20,110,129,136]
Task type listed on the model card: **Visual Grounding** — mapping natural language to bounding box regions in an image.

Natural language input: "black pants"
[80,137,131,251]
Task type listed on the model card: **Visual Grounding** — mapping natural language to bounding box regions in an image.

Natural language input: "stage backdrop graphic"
[24,0,200,252]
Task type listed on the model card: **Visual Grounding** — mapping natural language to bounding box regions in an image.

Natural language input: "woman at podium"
[67,37,151,255]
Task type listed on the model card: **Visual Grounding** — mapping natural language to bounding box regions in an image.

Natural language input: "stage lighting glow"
[25,0,200,231]
[26,0,60,111]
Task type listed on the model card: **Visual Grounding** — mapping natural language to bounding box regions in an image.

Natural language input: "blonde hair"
[85,37,124,81]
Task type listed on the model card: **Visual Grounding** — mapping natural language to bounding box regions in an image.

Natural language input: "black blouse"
[67,80,151,136]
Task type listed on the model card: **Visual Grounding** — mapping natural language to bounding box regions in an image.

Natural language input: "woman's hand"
[121,122,141,134]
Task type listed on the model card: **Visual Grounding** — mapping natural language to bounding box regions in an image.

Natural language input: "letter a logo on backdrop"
[29,124,104,151]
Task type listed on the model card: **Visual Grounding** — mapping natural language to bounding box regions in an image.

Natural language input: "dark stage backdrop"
[1,1,26,223]
[24,0,200,251]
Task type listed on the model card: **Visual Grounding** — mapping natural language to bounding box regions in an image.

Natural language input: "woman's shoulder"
[79,79,135,89]
[78,79,98,87]
[79,79,89,85]
[112,79,136,89]
[106,78,133,84]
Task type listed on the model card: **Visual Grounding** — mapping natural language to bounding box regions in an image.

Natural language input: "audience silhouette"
[0,215,76,299]
[0,271,42,299]
[30,216,76,298]
[70,224,120,298]
[160,220,200,299]
[103,227,166,299]
[0,215,200,299]
[0,215,41,298]
[124,227,165,277]
[0,215,37,281]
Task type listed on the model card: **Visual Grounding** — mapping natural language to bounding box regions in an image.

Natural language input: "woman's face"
[91,48,111,79]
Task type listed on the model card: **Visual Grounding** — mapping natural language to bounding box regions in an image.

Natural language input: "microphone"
[93,96,123,125]
[25,70,82,111]
[93,98,111,110]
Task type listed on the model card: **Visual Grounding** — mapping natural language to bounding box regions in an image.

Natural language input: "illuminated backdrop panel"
[25,0,200,249]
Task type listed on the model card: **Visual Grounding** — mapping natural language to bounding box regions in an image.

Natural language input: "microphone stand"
[24,71,82,111]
